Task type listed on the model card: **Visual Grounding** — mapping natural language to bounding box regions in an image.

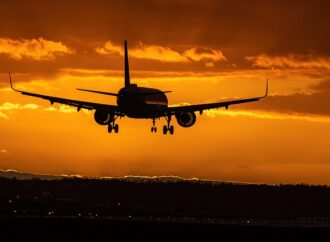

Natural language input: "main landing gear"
[108,123,119,133]
[163,115,174,135]
[108,116,119,134]
[151,118,157,133]
[150,116,174,135]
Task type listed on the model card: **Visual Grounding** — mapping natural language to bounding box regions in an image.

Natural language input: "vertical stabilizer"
[124,40,130,87]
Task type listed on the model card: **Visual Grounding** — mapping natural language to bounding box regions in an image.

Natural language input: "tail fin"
[124,40,130,87]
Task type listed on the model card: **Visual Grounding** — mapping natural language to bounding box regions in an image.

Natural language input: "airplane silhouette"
[9,40,268,135]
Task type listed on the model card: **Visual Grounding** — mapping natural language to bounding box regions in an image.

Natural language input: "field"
[1,177,330,241]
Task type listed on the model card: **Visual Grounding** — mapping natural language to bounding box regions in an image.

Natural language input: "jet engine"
[94,110,114,125]
[175,112,196,128]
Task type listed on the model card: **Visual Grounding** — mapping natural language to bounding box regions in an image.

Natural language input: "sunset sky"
[0,0,330,184]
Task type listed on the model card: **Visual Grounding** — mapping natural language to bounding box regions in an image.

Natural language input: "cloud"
[0,101,91,119]
[205,109,330,123]
[96,41,226,65]
[0,102,39,111]
[183,47,227,63]
[0,112,8,119]
[131,42,189,63]
[0,38,73,60]
[0,102,40,119]
[240,92,330,116]
[235,79,330,117]
[246,54,330,70]
[95,41,123,56]
[44,105,90,114]
[1,67,326,121]
[0,149,8,154]
[96,41,188,63]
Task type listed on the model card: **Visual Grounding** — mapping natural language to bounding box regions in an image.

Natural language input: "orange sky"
[0,0,330,184]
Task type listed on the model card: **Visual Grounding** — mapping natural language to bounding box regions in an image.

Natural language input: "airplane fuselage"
[117,84,168,118]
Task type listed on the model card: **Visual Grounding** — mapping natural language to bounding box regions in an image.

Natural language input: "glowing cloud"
[131,42,189,63]
[183,47,227,63]
[0,102,40,119]
[0,38,73,60]
[0,102,90,119]
[205,109,330,123]
[246,54,330,70]
[0,112,7,119]
[97,41,188,63]
[0,149,8,154]
[44,105,90,114]
[95,41,123,56]
[0,102,39,111]
[96,41,227,65]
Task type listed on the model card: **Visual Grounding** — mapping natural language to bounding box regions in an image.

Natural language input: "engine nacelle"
[94,110,114,125]
[175,112,196,128]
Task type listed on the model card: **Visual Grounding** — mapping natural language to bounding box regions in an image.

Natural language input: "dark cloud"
[312,79,330,92]
[237,79,330,116]
[0,0,329,74]
[0,0,330,57]
[1,0,330,117]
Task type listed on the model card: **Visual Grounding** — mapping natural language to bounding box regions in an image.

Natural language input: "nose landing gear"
[151,118,157,133]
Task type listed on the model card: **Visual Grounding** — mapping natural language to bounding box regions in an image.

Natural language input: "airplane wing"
[166,80,268,115]
[9,73,120,113]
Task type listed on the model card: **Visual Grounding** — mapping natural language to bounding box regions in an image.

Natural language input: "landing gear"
[163,125,174,135]
[114,124,119,133]
[163,115,174,135]
[108,124,113,133]
[151,118,157,133]
[108,123,119,133]
[163,125,167,135]
[169,125,174,135]
[108,116,119,134]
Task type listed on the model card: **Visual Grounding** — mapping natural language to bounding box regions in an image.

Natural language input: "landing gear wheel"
[114,124,119,133]
[108,124,113,133]
[169,125,174,135]
[163,116,175,135]
[163,125,168,135]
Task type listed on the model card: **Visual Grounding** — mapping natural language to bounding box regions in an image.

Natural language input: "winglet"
[260,78,269,98]
[9,72,20,92]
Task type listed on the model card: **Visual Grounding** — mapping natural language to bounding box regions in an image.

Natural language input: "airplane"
[9,40,268,135]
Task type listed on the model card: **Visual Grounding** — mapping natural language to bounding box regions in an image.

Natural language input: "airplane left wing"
[166,80,268,115]
[9,73,119,113]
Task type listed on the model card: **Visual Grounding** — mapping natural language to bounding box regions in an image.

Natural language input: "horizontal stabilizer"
[135,91,172,97]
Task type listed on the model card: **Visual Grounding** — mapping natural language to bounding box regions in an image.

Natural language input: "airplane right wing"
[166,80,268,115]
